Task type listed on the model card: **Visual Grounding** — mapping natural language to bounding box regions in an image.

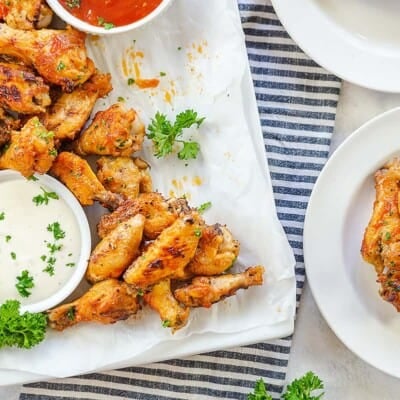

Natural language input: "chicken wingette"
[0,62,50,114]
[47,279,141,331]
[96,156,152,200]
[86,214,145,283]
[42,71,112,142]
[73,103,145,156]
[50,152,123,209]
[0,116,56,176]
[174,266,264,308]
[0,24,95,91]
[123,212,203,288]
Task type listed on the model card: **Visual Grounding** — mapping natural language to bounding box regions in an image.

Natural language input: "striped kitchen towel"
[19,1,341,399]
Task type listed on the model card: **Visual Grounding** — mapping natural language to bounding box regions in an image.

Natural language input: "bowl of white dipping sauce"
[0,170,91,313]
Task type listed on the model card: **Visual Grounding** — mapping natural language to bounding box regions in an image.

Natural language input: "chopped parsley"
[97,17,114,29]
[197,201,212,213]
[162,320,170,328]
[127,78,135,85]
[56,61,66,71]
[194,228,202,237]
[385,232,392,241]
[160,71,166,76]
[66,262,75,268]
[47,222,65,241]
[32,187,59,206]
[67,306,76,321]
[117,96,125,102]
[0,211,4,220]
[27,175,38,181]
[15,270,34,298]
[5,235,11,243]
[10,252,16,260]
[66,0,80,8]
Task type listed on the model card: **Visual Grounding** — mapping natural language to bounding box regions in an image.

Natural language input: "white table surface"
[2,81,400,399]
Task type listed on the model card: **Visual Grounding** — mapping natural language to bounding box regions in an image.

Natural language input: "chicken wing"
[0,62,50,114]
[50,151,123,209]
[123,213,203,288]
[47,279,141,331]
[97,192,190,240]
[0,24,95,92]
[144,279,190,331]
[96,156,152,200]
[86,214,145,284]
[0,108,20,149]
[0,0,52,30]
[42,71,112,142]
[0,116,56,176]
[174,266,264,308]
[186,224,240,276]
[73,104,145,156]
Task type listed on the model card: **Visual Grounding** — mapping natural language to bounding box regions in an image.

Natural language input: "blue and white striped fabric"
[19,1,341,399]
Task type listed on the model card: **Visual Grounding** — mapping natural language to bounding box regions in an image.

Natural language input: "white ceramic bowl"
[0,170,91,314]
[46,0,174,35]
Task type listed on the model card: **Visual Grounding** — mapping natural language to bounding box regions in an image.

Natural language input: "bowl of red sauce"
[47,0,174,34]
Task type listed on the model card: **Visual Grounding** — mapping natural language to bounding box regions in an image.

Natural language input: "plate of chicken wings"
[0,0,296,383]
[304,106,400,378]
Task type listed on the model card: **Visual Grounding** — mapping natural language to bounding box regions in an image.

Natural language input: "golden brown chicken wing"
[0,24,95,92]
[86,214,145,284]
[0,107,20,149]
[0,62,50,114]
[42,71,112,142]
[73,103,145,156]
[123,213,203,289]
[144,279,190,331]
[0,116,56,176]
[96,156,152,200]
[47,279,141,331]
[50,152,123,209]
[174,266,264,308]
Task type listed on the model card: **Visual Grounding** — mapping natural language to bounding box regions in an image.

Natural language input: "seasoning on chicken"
[86,214,145,284]
[73,103,145,156]
[0,24,95,92]
[0,116,56,177]
[50,151,123,210]
[96,156,152,200]
[0,62,51,114]
[47,279,141,331]
[144,279,190,332]
[174,266,264,308]
[123,212,203,289]
[42,71,112,142]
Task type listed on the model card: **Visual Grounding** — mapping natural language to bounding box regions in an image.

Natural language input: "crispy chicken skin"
[0,24,95,92]
[144,279,190,331]
[186,224,240,276]
[73,104,145,156]
[42,71,112,142]
[86,214,145,284]
[0,116,56,176]
[0,108,20,149]
[0,0,52,29]
[96,156,152,200]
[50,152,123,209]
[174,266,264,308]
[123,213,203,289]
[47,279,141,331]
[0,62,50,114]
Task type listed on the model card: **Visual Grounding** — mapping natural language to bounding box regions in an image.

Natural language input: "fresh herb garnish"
[97,17,114,29]
[47,242,62,254]
[147,109,205,160]
[117,96,125,102]
[5,235,11,243]
[66,262,75,268]
[56,61,66,71]
[197,201,212,213]
[32,187,59,206]
[127,78,135,85]
[27,175,38,181]
[67,306,76,320]
[194,228,202,237]
[66,0,80,8]
[15,270,34,298]
[162,320,170,328]
[10,252,16,260]
[160,71,166,76]
[47,222,65,241]
[385,232,391,241]
[247,379,272,400]
[0,211,5,220]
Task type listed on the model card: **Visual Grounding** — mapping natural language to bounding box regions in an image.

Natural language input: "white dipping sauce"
[0,178,81,305]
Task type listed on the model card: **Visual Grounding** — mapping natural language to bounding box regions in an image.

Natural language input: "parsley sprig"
[15,270,35,298]
[32,187,59,206]
[147,109,205,160]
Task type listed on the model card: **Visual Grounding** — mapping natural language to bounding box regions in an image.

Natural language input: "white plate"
[304,106,400,378]
[271,0,400,92]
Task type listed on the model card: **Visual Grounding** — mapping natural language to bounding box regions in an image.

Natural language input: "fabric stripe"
[20,1,340,399]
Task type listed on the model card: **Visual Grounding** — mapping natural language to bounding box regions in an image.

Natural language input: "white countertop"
[2,81,400,399]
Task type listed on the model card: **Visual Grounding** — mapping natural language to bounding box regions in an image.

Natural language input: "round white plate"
[304,106,400,378]
[271,0,400,92]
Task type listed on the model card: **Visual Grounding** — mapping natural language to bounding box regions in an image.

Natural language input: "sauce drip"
[60,0,163,27]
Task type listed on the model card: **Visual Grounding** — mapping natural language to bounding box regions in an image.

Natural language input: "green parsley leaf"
[5,235,11,243]
[247,379,272,400]
[32,187,59,206]
[162,320,170,328]
[0,211,5,220]
[194,228,202,237]
[56,61,66,71]
[127,77,135,85]
[385,232,391,241]
[160,71,166,76]
[47,242,62,253]
[197,201,212,213]
[98,17,114,29]
[66,0,80,8]
[47,222,65,241]
[43,265,55,276]
[66,262,75,268]
[117,96,125,102]
[27,175,38,181]
[178,141,200,160]
[282,371,324,400]
[15,270,34,298]
[10,252,16,260]
[67,306,76,320]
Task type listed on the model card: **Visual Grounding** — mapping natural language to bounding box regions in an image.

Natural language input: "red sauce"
[60,0,163,28]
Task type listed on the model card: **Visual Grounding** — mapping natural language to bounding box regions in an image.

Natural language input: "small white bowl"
[0,170,91,314]
[46,0,174,35]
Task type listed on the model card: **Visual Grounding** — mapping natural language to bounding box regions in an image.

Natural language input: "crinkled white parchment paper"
[0,0,296,378]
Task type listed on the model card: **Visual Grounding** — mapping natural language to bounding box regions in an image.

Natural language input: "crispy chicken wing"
[123,213,203,289]
[42,71,112,142]
[0,116,56,176]
[0,108,20,149]
[97,193,190,240]
[96,156,152,200]
[73,104,145,156]
[86,214,145,284]
[47,279,141,331]
[174,266,264,308]
[50,151,123,209]
[0,24,95,91]
[144,279,190,331]
[0,62,50,114]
